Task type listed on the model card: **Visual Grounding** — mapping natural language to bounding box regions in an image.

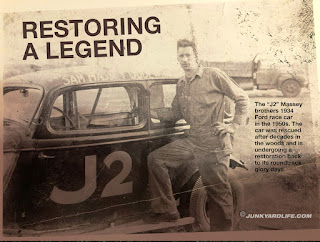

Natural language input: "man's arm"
[212,69,249,136]
[152,94,183,122]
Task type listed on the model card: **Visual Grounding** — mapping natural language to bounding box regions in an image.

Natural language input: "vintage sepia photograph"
[2,0,319,239]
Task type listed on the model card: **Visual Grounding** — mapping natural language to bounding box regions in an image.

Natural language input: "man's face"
[177,46,198,72]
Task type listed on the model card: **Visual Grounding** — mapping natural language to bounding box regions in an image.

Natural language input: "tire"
[281,79,301,97]
[188,177,244,232]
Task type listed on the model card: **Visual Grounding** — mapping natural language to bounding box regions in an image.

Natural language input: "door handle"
[38,152,55,159]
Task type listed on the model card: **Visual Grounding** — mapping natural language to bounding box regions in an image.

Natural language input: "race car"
[3,66,246,235]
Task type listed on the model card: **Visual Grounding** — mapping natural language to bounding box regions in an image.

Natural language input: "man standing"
[147,39,249,231]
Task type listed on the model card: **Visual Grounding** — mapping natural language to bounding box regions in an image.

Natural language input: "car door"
[24,82,151,229]
[256,61,280,88]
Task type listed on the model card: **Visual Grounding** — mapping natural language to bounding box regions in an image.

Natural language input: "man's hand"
[212,122,239,137]
[150,110,159,119]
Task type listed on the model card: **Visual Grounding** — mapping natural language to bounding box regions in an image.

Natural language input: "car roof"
[4,66,179,91]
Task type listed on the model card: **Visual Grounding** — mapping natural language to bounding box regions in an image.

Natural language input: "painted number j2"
[50,151,133,204]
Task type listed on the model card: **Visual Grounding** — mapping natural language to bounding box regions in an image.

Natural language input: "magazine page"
[1,0,319,240]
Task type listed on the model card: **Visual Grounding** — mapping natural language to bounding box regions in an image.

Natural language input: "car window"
[94,87,131,114]
[50,95,64,118]
[49,85,142,131]
[4,87,43,124]
[150,83,187,127]
[150,83,176,109]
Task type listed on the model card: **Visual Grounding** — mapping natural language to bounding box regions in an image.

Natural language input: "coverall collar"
[181,66,204,83]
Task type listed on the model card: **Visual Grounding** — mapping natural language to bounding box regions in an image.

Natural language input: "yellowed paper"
[1,0,320,240]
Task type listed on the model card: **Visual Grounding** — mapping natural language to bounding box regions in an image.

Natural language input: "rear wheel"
[188,177,244,232]
[281,79,301,97]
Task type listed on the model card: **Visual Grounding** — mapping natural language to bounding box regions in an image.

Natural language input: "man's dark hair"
[177,39,198,59]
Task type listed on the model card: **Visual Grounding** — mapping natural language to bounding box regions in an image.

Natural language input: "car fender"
[3,130,21,192]
[3,120,37,191]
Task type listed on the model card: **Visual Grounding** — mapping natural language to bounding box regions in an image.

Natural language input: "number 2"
[50,151,133,204]
[101,151,133,197]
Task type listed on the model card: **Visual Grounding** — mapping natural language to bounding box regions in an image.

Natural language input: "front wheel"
[188,177,244,232]
[281,79,301,97]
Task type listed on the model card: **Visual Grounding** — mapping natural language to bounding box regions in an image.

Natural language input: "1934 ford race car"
[3,66,246,236]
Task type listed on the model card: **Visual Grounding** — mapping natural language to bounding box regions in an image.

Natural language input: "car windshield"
[4,87,43,124]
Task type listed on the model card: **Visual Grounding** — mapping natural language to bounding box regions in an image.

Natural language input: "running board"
[87,217,195,234]
[3,217,195,237]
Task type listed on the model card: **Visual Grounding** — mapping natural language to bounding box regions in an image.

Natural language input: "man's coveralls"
[147,67,249,231]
